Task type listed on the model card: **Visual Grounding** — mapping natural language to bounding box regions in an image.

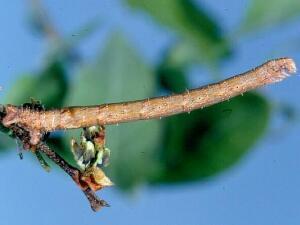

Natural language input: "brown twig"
[36,142,109,211]
[1,113,110,212]
[4,122,108,211]
[1,58,297,146]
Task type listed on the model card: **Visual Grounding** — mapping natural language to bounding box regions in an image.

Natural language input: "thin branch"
[36,142,109,211]
[5,122,108,211]
[1,58,296,145]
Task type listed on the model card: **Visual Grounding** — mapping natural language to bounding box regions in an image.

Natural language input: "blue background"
[0,1,300,224]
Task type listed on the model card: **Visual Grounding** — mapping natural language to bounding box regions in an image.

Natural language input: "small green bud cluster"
[71,126,110,171]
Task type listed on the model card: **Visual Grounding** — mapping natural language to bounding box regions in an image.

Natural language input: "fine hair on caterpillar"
[0,58,297,212]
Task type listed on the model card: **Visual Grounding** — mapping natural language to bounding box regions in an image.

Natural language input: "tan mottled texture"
[2,58,297,134]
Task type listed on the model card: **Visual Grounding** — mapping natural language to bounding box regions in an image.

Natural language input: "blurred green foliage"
[1,0,299,190]
[127,0,230,66]
[65,34,162,189]
[4,62,68,108]
[240,0,300,33]
[153,93,269,183]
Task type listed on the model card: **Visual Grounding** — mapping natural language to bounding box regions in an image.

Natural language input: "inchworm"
[2,57,297,145]
[0,57,297,211]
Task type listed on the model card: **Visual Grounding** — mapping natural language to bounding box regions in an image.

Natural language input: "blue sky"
[0,1,300,225]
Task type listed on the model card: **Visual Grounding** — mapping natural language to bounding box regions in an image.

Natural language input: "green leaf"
[4,61,68,108]
[157,61,188,93]
[67,18,101,46]
[65,32,162,190]
[240,0,300,33]
[0,133,14,152]
[127,0,230,65]
[153,92,270,184]
[0,61,68,152]
[0,108,14,151]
